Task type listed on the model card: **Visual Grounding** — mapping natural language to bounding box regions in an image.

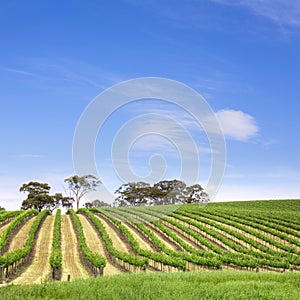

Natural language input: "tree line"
[18,175,209,211]
[114,179,209,207]
[20,175,100,212]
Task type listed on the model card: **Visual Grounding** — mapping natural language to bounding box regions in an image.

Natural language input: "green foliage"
[49,209,62,269]
[93,208,188,269]
[115,201,300,269]
[0,210,50,268]
[85,199,111,208]
[108,207,220,269]
[0,210,22,222]
[114,179,209,207]
[1,199,299,285]
[20,182,73,212]
[80,208,147,268]
[21,194,53,212]
[19,182,51,196]
[141,200,300,269]
[67,209,106,269]
[1,271,300,300]
[64,175,101,210]
[0,210,38,251]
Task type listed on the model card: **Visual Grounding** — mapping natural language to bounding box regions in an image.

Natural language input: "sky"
[0,0,300,210]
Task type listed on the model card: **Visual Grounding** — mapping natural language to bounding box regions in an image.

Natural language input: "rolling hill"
[0,199,299,286]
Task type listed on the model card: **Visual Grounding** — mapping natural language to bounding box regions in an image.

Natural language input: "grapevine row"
[49,209,62,280]
[68,209,106,276]
[173,210,295,264]
[0,210,38,254]
[186,208,300,252]
[210,209,300,245]
[110,207,225,269]
[136,206,293,269]
[0,211,22,223]
[93,208,190,270]
[0,210,49,281]
[79,209,148,271]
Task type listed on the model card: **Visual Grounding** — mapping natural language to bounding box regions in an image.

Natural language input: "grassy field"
[1,270,300,300]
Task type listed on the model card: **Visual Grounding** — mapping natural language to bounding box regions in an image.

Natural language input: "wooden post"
[0,266,4,283]
[67,274,71,282]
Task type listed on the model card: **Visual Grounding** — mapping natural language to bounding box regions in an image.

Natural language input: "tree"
[64,175,101,210]
[0,206,5,211]
[51,193,74,210]
[20,181,51,196]
[20,182,74,212]
[113,179,209,207]
[20,182,52,212]
[114,182,151,206]
[152,179,187,205]
[21,193,52,212]
[85,199,111,208]
[185,184,209,203]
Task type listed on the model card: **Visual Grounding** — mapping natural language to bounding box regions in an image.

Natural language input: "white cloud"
[215,109,259,141]
[126,102,259,142]
[211,0,300,27]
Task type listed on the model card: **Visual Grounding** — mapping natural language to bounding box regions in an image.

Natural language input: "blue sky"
[1,0,300,210]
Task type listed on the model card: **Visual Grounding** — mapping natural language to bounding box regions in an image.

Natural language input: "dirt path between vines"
[7,217,36,251]
[121,222,153,251]
[12,216,54,285]
[0,223,10,236]
[78,215,121,276]
[61,215,90,281]
[95,215,130,253]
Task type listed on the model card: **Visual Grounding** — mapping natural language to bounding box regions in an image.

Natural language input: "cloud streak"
[1,59,125,90]
[2,67,36,77]
[126,102,259,142]
[210,0,300,27]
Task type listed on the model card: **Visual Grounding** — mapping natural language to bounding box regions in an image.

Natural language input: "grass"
[1,270,300,300]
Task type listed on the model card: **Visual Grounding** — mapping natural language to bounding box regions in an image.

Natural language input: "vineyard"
[0,199,300,285]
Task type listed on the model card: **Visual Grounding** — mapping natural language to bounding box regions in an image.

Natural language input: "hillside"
[0,199,299,286]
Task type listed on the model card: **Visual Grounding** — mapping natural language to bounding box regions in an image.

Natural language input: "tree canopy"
[20,181,73,212]
[85,199,111,208]
[114,179,209,207]
[64,175,101,210]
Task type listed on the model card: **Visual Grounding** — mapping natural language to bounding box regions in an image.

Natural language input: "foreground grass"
[1,271,300,300]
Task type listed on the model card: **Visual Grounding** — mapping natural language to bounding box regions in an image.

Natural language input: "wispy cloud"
[126,102,259,142]
[2,67,36,77]
[1,59,124,90]
[215,109,259,141]
[210,0,300,27]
